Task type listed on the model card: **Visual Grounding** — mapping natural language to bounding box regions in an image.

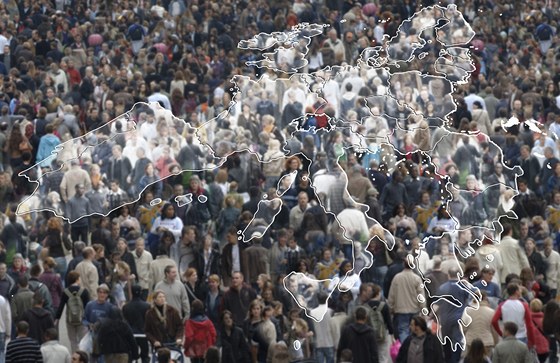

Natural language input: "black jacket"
[396,331,444,363]
[337,322,379,363]
[122,298,150,334]
[21,307,54,344]
[220,326,251,363]
[97,318,139,358]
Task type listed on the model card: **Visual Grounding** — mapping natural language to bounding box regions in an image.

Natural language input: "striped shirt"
[6,336,43,363]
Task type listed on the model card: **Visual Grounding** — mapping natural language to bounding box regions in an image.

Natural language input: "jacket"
[461,301,499,348]
[387,269,425,314]
[337,322,379,363]
[36,134,60,168]
[144,304,184,345]
[223,284,257,326]
[184,314,217,358]
[21,306,55,344]
[498,235,530,284]
[221,326,251,363]
[97,318,139,358]
[122,298,150,334]
[491,336,534,363]
[396,331,444,363]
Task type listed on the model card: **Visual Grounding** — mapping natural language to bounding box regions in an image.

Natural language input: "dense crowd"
[0,0,559,363]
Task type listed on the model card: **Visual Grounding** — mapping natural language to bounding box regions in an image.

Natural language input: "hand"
[154,341,161,348]
[176,339,182,346]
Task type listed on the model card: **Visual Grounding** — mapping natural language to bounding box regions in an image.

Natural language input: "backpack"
[536,23,553,41]
[65,287,85,326]
[370,301,387,342]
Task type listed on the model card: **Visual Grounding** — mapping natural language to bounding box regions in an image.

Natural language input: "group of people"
[0,0,558,363]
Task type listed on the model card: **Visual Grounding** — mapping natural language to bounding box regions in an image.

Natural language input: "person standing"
[123,285,151,363]
[66,184,91,244]
[395,315,444,363]
[492,283,535,348]
[74,247,100,301]
[336,306,379,363]
[55,271,89,354]
[133,237,153,300]
[387,257,425,343]
[153,265,190,320]
[20,292,54,344]
[498,224,530,286]
[97,306,139,363]
[5,321,43,363]
[144,291,184,350]
[492,321,535,363]
[40,328,71,363]
[0,294,11,363]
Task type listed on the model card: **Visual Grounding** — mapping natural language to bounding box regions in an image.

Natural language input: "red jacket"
[184,315,216,358]
[531,311,550,355]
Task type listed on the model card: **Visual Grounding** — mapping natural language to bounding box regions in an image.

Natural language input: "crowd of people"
[0,0,558,363]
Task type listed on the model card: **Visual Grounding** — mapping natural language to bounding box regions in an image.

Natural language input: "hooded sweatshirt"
[184,313,217,358]
[337,322,379,363]
[21,306,54,344]
[37,134,61,168]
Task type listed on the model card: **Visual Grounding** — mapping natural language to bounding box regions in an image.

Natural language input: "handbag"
[390,339,401,362]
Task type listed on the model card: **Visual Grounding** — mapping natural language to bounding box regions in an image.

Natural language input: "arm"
[491,303,503,336]
[524,302,535,348]
[180,283,190,319]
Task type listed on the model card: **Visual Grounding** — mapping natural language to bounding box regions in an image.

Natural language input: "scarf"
[155,303,167,327]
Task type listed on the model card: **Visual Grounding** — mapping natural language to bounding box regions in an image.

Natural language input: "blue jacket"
[36,134,61,168]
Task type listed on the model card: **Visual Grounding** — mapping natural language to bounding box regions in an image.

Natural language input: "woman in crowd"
[144,290,184,350]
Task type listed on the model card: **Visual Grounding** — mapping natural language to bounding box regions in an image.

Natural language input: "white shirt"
[232,244,240,273]
[147,93,172,110]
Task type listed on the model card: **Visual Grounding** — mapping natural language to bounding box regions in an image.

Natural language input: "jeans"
[315,347,334,363]
[393,313,415,343]
[71,225,89,246]
[0,332,6,363]
[54,256,67,281]
[373,266,388,290]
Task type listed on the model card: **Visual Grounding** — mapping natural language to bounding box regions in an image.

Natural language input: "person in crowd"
[5,321,43,363]
[40,328,71,363]
[144,290,184,350]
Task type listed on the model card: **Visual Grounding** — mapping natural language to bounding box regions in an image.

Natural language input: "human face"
[0,264,6,278]
[208,279,218,291]
[155,292,166,306]
[166,268,178,282]
[251,304,262,319]
[118,239,127,253]
[72,354,82,363]
[223,314,233,328]
[231,272,243,288]
[97,289,108,302]
[135,239,145,254]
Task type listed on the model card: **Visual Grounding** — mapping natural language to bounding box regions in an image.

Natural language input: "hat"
[97,284,110,293]
[13,253,23,260]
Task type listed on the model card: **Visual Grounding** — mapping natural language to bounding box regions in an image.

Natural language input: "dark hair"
[44,327,58,341]
[33,291,44,305]
[355,306,367,321]
[191,299,205,316]
[156,347,171,363]
[73,350,89,363]
[205,346,220,363]
[543,300,560,335]
[317,292,328,305]
[465,338,486,362]
[503,321,518,336]
[411,315,428,332]
[16,320,29,335]
[506,283,519,296]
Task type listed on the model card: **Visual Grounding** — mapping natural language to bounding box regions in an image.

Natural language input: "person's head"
[409,315,428,336]
[156,347,170,363]
[205,346,220,363]
[72,350,89,363]
[117,238,128,253]
[231,271,243,289]
[184,267,198,284]
[530,298,543,313]
[162,203,176,219]
[503,321,518,337]
[297,191,309,209]
[354,306,367,322]
[16,321,29,336]
[135,237,145,254]
[43,257,56,271]
[83,246,95,260]
[153,290,166,306]
[191,299,205,316]
[43,327,58,342]
[480,267,495,282]
[32,291,44,306]
[208,274,220,291]
[248,299,263,320]
[164,265,177,282]
[466,338,486,361]
[67,270,80,285]
[507,283,521,298]
[222,310,234,329]
[97,284,110,302]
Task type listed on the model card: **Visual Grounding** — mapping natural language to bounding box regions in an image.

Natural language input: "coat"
[396,331,444,363]
[184,314,216,358]
[97,318,139,358]
[144,304,184,345]
[337,322,379,363]
[491,336,534,363]
[21,306,55,344]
